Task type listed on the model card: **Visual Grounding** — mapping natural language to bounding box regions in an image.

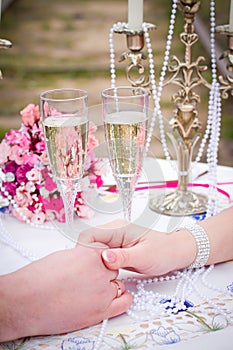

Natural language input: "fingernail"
[102,250,116,263]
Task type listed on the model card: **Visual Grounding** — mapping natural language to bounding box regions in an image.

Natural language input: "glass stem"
[118,182,134,222]
[57,179,80,226]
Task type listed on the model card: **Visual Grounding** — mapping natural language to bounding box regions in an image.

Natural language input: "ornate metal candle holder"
[113,22,155,87]
[114,0,233,216]
[150,0,210,216]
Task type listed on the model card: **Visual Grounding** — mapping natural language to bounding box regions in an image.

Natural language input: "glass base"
[149,190,207,216]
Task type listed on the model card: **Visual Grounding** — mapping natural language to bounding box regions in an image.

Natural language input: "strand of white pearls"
[125,265,231,322]
[206,0,221,217]
[174,268,200,300]
[0,213,38,261]
[109,22,123,88]
[93,319,108,350]
[125,271,187,320]
[144,0,178,157]
[206,83,221,217]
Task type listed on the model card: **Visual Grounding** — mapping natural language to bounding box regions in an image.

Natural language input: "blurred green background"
[0,0,232,165]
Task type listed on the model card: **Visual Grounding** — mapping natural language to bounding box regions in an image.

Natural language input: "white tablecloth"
[0,158,233,349]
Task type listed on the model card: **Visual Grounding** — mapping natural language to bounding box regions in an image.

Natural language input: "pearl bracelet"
[178,223,211,269]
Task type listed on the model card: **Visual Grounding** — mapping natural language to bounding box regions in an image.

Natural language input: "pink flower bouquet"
[0,104,106,224]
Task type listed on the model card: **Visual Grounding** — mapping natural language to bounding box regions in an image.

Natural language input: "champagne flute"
[40,88,88,235]
[102,86,149,222]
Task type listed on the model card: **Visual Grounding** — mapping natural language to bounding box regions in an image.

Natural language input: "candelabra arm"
[114,23,155,88]
[216,25,233,99]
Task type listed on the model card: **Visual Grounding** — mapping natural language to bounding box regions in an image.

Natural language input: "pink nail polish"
[102,250,116,263]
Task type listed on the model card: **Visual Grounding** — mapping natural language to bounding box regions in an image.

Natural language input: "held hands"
[1,219,197,342]
[0,244,132,342]
[79,219,195,276]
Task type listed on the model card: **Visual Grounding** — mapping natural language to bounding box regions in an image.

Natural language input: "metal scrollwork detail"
[114,22,155,88]
[216,25,233,98]
[165,53,210,141]
[119,50,150,87]
[218,74,233,99]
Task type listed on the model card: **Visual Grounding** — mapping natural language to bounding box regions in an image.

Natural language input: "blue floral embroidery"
[61,336,95,350]
[227,282,233,293]
[192,213,206,222]
[160,298,194,313]
[151,326,180,345]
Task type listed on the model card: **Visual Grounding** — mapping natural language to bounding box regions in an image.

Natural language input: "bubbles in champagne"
[104,111,148,179]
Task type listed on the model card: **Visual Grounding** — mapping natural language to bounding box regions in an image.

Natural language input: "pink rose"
[23,153,40,166]
[20,104,40,127]
[35,140,45,153]
[44,176,57,191]
[5,129,30,147]
[0,142,11,165]
[14,187,32,207]
[43,196,64,212]
[9,145,25,165]
[15,163,32,183]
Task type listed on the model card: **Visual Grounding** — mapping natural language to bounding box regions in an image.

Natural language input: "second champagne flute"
[102,86,149,222]
[40,88,88,237]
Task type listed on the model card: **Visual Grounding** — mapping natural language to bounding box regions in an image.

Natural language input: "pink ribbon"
[107,181,233,202]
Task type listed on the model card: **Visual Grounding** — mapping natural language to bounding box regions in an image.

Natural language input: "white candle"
[230,0,233,32]
[128,0,143,31]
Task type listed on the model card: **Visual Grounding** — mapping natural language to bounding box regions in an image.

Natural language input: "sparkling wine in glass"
[102,86,149,222]
[40,88,88,235]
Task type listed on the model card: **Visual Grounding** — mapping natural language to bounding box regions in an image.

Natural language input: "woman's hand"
[80,206,233,276]
[0,244,132,342]
[79,219,196,276]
